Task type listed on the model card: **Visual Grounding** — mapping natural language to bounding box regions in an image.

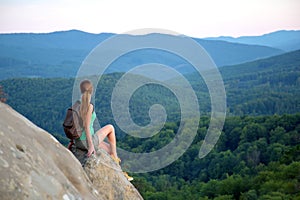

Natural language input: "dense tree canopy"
[0,49,299,199]
[123,114,300,199]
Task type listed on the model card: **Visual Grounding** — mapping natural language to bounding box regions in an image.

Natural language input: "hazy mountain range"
[0,29,299,80]
[205,30,300,52]
[0,30,299,200]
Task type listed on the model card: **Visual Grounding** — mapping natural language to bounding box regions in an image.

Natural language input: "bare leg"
[97,125,133,181]
[96,124,118,158]
[99,141,111,154]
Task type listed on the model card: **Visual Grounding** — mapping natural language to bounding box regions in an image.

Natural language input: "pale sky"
[0,0,299,37]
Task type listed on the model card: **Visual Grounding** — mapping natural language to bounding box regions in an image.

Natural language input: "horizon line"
[0,28,299,39]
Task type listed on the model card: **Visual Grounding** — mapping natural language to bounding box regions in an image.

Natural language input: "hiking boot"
[123,172,134,181]
[111,156,121,165]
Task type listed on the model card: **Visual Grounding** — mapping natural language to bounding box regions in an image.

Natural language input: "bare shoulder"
[88,103,94,113]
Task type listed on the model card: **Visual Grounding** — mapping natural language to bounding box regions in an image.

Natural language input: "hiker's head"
[80,80,93,126]
[80,79,93,95]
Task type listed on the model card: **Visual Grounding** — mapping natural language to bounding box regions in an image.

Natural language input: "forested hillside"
[1,79,299,199]
[124,114,300,199]
[0,50,299,199]
[0,50,299,137]
[221,50,300,115]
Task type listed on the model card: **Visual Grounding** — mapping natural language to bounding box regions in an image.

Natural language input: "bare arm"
[85,104,95,157]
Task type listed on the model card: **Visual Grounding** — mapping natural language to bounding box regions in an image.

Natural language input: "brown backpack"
[62,101,83,139]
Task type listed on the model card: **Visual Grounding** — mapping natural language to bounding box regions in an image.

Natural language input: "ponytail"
[79,80,93,127]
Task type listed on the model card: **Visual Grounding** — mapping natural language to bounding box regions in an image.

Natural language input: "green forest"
[122,114,300,199]
[0,50,299,199]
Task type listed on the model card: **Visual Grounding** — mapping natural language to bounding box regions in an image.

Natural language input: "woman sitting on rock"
[74,79,133,181]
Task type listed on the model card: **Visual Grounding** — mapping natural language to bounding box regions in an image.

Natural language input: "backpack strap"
[67,139,74,151]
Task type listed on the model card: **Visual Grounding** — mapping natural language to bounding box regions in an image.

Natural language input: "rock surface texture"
[85,149,143,200]
[0,102,143,200]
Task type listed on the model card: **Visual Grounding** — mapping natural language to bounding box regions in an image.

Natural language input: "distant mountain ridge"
[205,30,300,52]
[0,30,114,50]
[0,29,286,80]
[219,49,300,79]
[1,50,299,136]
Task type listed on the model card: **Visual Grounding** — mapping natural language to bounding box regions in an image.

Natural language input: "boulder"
[84,149,143,200]
[0,102,143,200]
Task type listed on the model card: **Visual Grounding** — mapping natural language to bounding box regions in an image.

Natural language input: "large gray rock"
[70,146,143,200]
[84,149,143,200]
[0,102,143,200]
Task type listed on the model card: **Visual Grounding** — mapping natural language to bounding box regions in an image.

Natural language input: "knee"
[107,124,115,132]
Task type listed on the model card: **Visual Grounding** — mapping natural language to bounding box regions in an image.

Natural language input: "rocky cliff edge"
[0,102,143,200]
